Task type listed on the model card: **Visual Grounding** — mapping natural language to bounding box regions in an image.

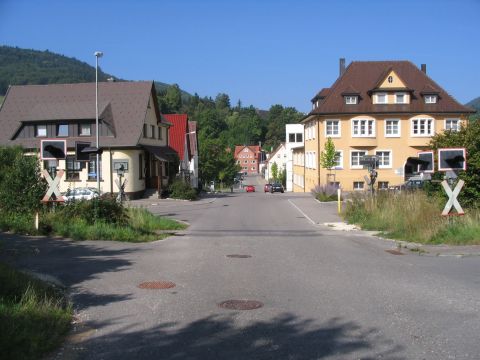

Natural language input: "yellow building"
[296,60,475,192]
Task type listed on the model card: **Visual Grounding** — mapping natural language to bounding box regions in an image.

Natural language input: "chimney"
[339,58,346,77]
[421,64,427,74]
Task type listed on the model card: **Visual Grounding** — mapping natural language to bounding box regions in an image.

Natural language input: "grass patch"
[41,206,187,242]
[344,191,480,245]
[0,262,72,360]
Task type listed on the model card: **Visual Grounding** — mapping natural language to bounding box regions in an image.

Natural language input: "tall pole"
[94,51,103,192]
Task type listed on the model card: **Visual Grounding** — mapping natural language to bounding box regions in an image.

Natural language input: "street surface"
[1,175,479,359]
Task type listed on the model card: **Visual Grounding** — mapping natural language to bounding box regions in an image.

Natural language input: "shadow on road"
[0,232,137,310]
[76,313,403,359]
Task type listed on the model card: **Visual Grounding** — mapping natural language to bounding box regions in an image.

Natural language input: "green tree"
[199,138,239,186]
[163,84,182,113]
[429,120,480,208]
[320,137,337,170]
[271,162,278,182]
[264,105,303,150]
[0,146,46,214]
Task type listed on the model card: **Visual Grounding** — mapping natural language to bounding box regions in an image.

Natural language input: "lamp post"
[94,51,103,192]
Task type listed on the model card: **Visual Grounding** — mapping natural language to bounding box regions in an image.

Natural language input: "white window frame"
[424,95,437,104]
[395,92,407,104]
[384,118,401,137]
[79,123,91,136]
[376,93,387,104]
[325,119,341,137]
[445,118,460,132]
[411,117,435,137]
[334,150,343,169]
[351,118,376,137]
[345,96,357,105]
[375,150,392,169]
[353,181,365,191]
[36,124,47,137]
[350,150,367,169]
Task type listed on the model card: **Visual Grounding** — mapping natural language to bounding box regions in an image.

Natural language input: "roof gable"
[375,69,407,90]
[309,61,474,116]
[0,81,157,148]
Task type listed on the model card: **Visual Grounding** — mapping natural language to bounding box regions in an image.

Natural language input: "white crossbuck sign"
[441,179,464,216]
[42,169,65,202]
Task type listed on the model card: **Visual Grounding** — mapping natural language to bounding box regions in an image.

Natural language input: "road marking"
[288,199,316,225]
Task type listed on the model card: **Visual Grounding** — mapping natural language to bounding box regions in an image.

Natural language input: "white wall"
[285,124,304,191]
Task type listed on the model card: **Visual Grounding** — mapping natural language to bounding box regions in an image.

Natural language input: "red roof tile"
[164,114,188,160]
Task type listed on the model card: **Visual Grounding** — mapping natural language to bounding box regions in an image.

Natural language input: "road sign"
[41,139,66,160]
[41,169,65,202]
[418,151,434,173]
[441,179,464,216]
[438,148,466,171]
[75,141,91,162]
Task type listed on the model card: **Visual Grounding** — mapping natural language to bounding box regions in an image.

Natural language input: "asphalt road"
[1,175,480,359]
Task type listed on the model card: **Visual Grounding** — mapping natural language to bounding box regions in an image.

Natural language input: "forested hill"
[0,46,190,99]
[466,97,480,113]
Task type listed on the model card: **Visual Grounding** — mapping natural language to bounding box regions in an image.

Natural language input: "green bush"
[169,180,197,200]
[56,197,129,225]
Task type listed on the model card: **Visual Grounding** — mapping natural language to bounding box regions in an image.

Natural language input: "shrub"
[169,180,197,200]
[56,197,129,225]
[312,183,339,202]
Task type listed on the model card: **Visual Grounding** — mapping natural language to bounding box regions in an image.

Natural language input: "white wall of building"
[285,124,304,191]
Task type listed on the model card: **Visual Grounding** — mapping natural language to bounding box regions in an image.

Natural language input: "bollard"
[337,189,342,214]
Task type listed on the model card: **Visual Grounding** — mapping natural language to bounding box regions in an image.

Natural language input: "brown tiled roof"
[0,81,163,149]
[308,61,475,116]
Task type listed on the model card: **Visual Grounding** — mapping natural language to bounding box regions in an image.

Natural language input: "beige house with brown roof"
[296,59,475,192]
[0,81,176,199]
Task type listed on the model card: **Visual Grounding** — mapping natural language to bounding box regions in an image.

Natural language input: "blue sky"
[1,0,479,112]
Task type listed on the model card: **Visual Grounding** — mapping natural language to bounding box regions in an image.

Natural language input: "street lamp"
[94,51,103,192]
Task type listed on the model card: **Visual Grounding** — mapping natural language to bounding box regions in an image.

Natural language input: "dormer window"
[425,95,437,104]
[345,96,358,105]
[388,76,393,83]
[395,93,406,104]
[376,93,387,104]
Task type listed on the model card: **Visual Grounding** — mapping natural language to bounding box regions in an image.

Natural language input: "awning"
[143,145,178,162]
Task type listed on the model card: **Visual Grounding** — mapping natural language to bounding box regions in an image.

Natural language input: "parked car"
[63,187,100,202]
[264,183,272,192]
[270,183,284,193]
[400,176,430,191]
[245,185,255,192]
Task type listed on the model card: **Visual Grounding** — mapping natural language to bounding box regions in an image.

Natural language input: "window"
[395,93,406,104]
[150,125,155,139]
[378,181,389,190]
[351,150,367,168]
[158,127,163,140]
[345,96,357,105]
[326,120,340,137]
[445,119,460,132]
[289,133,295,142]
[244,160,248,164]
[387,76,393,83]
[334,151,343,169]
[88,154,102,181]
[143,124,147,138]
[353,181,364,191]
[296,133,303,142]
[352,119,375,137]
[376,151,392,168]
[79,123,91,136]
[57,124,69,137]
[36,124,47,137]
[66,156,81,180]
[243,148,248,152]
[385,119,400,137]
[252,160,256,164]
[376,93,387,104]
[425,95,437,104]
[139,154,143,179]
[411,118,434,136]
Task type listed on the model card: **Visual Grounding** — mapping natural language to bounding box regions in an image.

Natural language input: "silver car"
[63,187,100,202]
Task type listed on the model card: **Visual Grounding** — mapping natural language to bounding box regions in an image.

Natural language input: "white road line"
[288,199,316,225]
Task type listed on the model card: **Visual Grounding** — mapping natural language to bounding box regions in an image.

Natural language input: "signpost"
[41,169,65,203]
[437,147,466,216]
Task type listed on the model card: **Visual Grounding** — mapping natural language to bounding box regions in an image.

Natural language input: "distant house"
[164,114,199,188]
[234,145,262,175]
[0,81,177,199]
[264,143,287,182]
[296,59,475,192]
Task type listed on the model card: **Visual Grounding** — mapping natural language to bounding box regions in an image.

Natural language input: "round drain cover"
[226,254,252,258]
[138,281,176,289]
[218,300,264,310]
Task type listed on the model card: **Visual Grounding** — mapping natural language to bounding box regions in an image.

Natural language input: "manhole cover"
[218,300,264,310]
[138,281,176,289]
[385,249,404,255]
[226,254,252,258]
